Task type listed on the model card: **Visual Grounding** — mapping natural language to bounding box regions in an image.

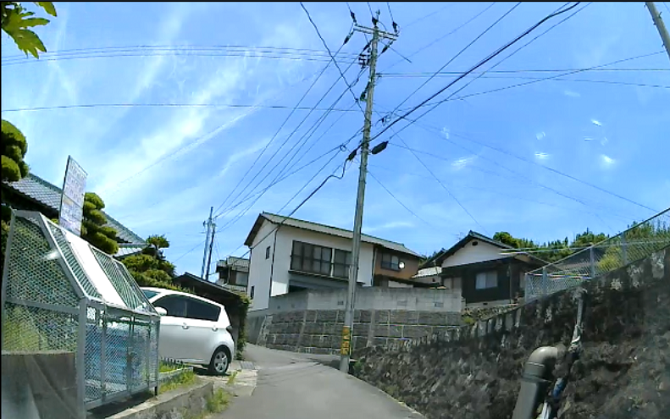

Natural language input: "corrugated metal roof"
[257,212,421,257]
[3,173,146,245]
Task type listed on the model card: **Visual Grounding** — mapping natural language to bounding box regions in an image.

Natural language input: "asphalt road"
[219,344,424,419]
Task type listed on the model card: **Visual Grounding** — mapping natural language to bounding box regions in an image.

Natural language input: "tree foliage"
[122,234,183,292]
[81,192,119,255]
[490,228,610,263]
[1,2,56,58]
[1,120,30,183]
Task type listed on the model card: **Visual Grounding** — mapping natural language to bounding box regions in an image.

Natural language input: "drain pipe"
[511,346,559,419]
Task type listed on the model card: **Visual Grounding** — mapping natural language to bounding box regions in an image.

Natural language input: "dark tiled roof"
[3,173,146,245]
[244,212,421,257]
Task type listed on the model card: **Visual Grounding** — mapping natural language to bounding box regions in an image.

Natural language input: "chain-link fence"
[525,207,670,301]
[1,211,161,419]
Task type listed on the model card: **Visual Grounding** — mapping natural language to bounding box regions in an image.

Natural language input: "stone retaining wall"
[352,247,670,419]
[255,309,463,355]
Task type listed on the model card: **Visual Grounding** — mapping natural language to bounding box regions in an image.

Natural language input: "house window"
[333,249,352,279]
[290,241,350,278]
[381,253,401,271]
[250,286,255,299]
[475,271,498,290]
[265,246,271,259]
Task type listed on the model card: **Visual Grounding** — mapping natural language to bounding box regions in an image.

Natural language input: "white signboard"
[58,156,87,236]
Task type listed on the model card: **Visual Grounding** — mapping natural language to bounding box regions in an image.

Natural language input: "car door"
[151,294,190,361]
[183,297,223,364]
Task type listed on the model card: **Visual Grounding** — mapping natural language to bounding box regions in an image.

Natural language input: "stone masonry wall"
[353,247,670,419]
[259,309,463,355]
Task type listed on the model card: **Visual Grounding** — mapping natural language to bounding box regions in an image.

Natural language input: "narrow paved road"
[220,344,423,419]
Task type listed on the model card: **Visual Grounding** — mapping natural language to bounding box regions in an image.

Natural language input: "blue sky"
[2,2,669,278]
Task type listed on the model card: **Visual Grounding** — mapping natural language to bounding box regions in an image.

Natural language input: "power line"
[395,51,666,112]
[213,63,363,221]
[391,133,488,233]
[1,102,363,114]
[386,2,396,24]
[382,2,497,73]
[388,2,518,114]
[369,3,584,146]
[367,169,441,230]
[383,74,669,89]
[213,154,354,269]
[211,36,356,218]
[367,162,637,223]
[301,2,365,114]
[411,2,592,110]
[382,68,670,77]
[413,120,660,214]
[402,4,453,29]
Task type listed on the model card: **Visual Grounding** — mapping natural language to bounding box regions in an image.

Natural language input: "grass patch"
[227,370,239,385]
[159,360,186,373]
[158,370,198,394]
[206,388,232,414]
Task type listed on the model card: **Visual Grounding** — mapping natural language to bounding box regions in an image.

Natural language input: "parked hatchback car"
[141,287,235,375]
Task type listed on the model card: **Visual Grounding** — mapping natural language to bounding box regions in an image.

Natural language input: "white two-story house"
[244,212,422,311]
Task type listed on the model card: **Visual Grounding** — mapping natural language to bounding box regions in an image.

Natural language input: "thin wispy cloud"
[591,119,603,127]
[563,89,581,98]
[534,152,550,160]
[365,220,415,233]
[451,155,478,171]
[600,154,616,168]
[535,131,546,140]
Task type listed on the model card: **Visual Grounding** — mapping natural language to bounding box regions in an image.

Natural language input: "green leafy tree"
[1,2,57,58]
[122,234,183,291]
[81,192,119,255]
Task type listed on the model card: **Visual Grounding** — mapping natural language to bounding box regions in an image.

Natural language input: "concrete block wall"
[255,308,463,355]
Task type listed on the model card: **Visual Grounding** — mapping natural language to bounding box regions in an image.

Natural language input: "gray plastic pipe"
[511,346,559,419]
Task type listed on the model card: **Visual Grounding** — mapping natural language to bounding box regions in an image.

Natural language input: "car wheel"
[208,347,230,376]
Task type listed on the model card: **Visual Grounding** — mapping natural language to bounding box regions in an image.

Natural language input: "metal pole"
[646,2,670,62]
[589,246,596,279]
[340,20,381,373]
[200,207,213,279]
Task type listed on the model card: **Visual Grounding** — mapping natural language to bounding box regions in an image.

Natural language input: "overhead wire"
[212,153,355,270]
[402,4,452,29]
[409,2,594,110]
[211,30,355,219]
[387,2,518,114]
[381,2,497,73]
[366,2,583,145]
[214,62,364,223]
[1,102,363,114]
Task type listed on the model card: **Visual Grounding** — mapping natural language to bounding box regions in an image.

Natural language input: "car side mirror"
[155,307,168,316]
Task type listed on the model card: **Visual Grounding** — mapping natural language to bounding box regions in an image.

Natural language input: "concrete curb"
[105,381,213,419]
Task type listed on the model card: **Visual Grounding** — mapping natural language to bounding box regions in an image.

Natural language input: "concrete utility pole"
[339,14,398,373]
[205,220,217,280]
[646,2,670,62]
[200,206,214,279]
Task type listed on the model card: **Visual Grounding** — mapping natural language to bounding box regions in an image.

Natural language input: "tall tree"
[122,234,181,291]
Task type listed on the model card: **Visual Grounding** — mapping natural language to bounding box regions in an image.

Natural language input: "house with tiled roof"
[2,173,146,258]
[243,212,422,310]
[420,231,546,308]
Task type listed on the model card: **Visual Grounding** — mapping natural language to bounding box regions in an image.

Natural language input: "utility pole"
[200,206,214,279]
[339,12,398,373]
[205,221,217,280]
[646,2,670,62]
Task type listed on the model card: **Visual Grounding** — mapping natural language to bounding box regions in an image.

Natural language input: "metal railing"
[525,207,670,301]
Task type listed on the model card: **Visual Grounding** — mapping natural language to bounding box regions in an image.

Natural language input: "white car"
[141,287,236,375]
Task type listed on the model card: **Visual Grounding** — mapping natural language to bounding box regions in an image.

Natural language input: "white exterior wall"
[247,220,375,311]
[247,221,279,311]
[441,241,507,268]
[273,224,375,287]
